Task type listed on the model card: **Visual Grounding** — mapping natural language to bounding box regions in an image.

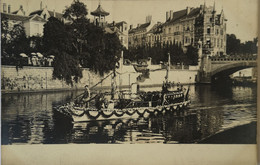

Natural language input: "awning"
[20,53,28,57]
[37,52,44,58]
[49,55,55,59]
[31,52,37,56]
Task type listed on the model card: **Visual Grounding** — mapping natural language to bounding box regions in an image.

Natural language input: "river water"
[1,84,257,144]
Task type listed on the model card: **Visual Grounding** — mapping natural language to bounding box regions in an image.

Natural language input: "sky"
[2,0,259,42]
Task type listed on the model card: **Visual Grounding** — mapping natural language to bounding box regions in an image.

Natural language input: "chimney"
[3,3,6,13]
[170,10,173,20]
[112,21,115,26]
[166,11,170,21]
[40,1,43,10]
[130,25,133,30]
[8,5,11,13]
[146,15,152,23]
[137,24,140,27]
[186,7,190,15]
[53,9,56,17]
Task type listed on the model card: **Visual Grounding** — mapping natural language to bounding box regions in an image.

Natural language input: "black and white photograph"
[1,0,258,164]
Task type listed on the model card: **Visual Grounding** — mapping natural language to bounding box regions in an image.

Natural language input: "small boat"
[54,53,191,122]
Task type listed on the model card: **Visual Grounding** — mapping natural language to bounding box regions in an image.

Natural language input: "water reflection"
[1,84,257,144]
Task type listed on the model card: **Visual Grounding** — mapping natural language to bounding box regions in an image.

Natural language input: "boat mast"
[165,53,170,83]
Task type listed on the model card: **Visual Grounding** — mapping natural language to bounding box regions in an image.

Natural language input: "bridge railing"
[210,54,257,62]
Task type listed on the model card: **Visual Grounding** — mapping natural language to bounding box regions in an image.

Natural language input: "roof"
[108,21,127,29]
[29,15,47,22]
[12,10,19,14]
[48,10,63,19]
[165,7,200,25]
[105,27,124,35]
[1,12,29,22]
[147,23,163,34]
[29,9,63,20]
[91,4,109,16]
[29,10,42,16]
[129,22,151,34]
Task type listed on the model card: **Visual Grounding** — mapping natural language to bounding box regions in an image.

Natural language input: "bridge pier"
[197,71,212,84]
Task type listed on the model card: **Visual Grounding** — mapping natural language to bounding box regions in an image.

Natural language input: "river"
[1,84,257,144]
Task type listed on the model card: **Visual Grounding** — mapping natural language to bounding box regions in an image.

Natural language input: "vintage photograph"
[1,0,257,146]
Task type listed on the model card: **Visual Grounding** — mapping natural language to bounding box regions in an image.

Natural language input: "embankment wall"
[1,65,198,93]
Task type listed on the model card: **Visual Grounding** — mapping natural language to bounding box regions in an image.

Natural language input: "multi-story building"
[146,22,163,47]
[1,2,63,37]
[108,21,129,49]
[194,4,227,56]
[129,3,227,56]
[128,15,154,48]
[162,3,226,56]
[29,2,63,22]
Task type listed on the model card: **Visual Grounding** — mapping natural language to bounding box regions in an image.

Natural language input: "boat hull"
[54,100,191,122]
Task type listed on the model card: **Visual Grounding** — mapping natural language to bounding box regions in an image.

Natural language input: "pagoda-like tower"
[91,3,109,27]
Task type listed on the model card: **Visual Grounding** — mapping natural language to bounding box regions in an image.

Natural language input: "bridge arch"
[210,61,257,79]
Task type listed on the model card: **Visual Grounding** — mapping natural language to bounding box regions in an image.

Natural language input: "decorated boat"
[54,53,191,122]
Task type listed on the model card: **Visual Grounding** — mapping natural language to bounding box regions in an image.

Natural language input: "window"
[220,29,223,35]
[168,28,171,34]
[185,37,189,43]
[216,29,219,35]
[221,39,223,47]
[207,38,211,44]
[3,3,6,13]
[34,24,39,34]
[207,26,211,34]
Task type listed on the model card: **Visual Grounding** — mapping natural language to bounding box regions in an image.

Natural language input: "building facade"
[1,2,63,37]
[108,21,129,49]
[162,4,227,56]
[128,15,154,48]
[129,3,227,56]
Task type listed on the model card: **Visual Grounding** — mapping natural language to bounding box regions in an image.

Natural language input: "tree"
[63,0,88,21]
[43,17,82,85]
[1,14,30,66]
[43,1,122,85]
[226,34,241,55]
[185,45,198,65]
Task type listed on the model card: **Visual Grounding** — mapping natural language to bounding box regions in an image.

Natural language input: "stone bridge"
[198,55,257,83]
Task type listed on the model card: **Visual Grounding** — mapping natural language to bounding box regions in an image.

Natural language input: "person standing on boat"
[82,85,91,107]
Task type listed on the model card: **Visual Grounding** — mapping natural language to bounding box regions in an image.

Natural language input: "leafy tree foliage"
[1,14,30,66]
[227,34,258,55]
[226,34,241,55]
[43,17,82,85]
[43,1,122,85]
[125,42,198,65]
[63,0,88,21]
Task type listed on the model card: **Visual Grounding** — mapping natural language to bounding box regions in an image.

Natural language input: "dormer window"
[43,14,46,19]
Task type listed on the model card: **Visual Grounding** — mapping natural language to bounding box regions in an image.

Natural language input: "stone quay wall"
[1,65,140,93]
[1,65,198,93]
